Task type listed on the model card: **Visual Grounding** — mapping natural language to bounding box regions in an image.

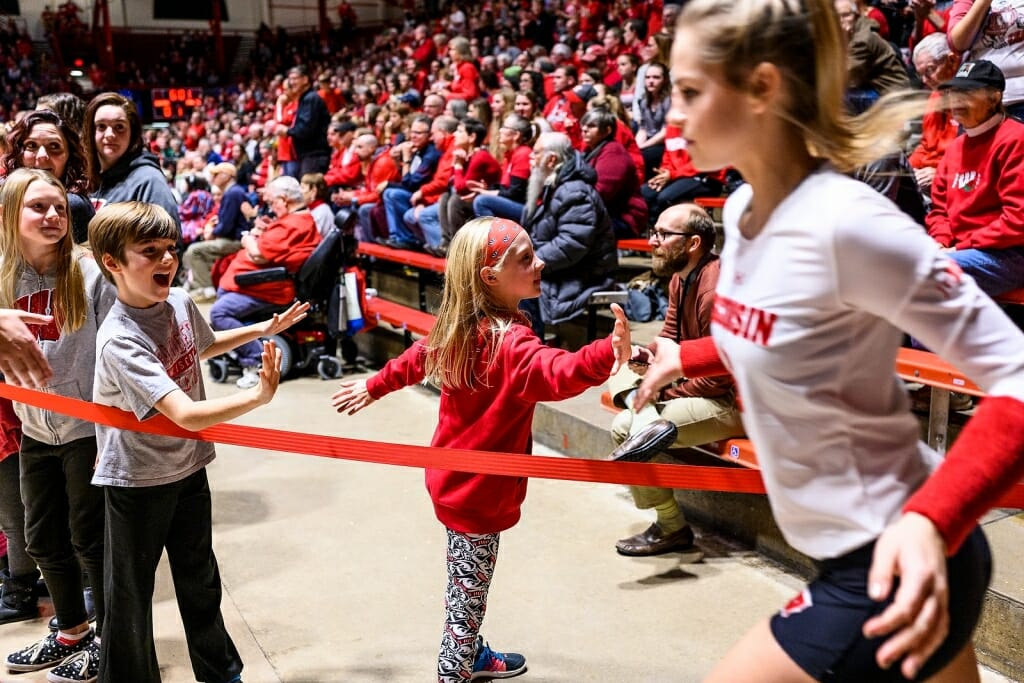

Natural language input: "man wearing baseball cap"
[926,59,1024,298]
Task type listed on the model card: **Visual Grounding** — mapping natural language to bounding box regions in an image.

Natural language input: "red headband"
[483,218,524,268]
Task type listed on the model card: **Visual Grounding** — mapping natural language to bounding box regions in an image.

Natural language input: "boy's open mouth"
[153,273,171,287]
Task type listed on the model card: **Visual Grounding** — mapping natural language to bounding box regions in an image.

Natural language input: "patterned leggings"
[438,528,500,682]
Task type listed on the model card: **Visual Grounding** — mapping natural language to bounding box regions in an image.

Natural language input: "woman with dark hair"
[82,92,180,232]
[2,109,94,243]
[36,92,87,132]
[517,69,546,109]
[471,113,534,222]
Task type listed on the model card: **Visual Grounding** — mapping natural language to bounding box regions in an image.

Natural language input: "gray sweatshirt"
[12,255,116,445]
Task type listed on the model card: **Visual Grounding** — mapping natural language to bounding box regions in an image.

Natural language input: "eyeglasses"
[649,229,695,241]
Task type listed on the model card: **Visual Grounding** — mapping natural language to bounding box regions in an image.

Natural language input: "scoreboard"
[150,88,203,121]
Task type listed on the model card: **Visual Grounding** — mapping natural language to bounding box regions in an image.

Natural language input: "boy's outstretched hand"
[609,303,632,377]
[262,301,311,336]
[255,340,283,403]
[331,379,376,415]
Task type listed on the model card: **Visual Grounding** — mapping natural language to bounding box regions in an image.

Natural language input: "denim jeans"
[356,203,377,243]
[210,290,285,367]
[382,187,420,244]
[416,203,443,247]
[472,194,525,222]
[948,246,1024,297]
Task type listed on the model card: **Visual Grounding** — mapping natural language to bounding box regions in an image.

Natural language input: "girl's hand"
[262,302,310,336]
[609,303,631,376]
[255,341,282,403]
[632,337,683,409]
[862,512,949,679]
[331,380,376,415]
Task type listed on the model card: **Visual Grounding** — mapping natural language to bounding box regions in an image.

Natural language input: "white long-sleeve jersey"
[714,168,1024,559]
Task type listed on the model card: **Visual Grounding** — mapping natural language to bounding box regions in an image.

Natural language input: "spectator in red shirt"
[908,33,962,200]
[324,120,361,189]
[472,113,536,222]
[443,36,481,103]
[543,65,585,148]
[317,72,346,115]
[335,133,401,243]
[641,125,726,220]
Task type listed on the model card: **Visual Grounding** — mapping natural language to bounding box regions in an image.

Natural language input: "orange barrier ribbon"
[4,382,1024,508]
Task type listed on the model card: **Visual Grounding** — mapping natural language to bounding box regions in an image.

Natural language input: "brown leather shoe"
[615,523,695,556]
[607,419,678,463]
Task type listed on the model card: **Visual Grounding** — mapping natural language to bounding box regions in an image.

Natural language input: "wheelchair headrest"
[296,226,344,302]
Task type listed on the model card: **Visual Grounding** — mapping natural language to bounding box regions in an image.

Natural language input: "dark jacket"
[214,183,251,240]
[394,143,441,192]
[585,139,648,237]
[91,151,180,230]
[288,87,331,159]
[522,151,618,325]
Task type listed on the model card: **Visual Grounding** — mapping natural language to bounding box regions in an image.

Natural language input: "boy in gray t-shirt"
[88,201,309,683]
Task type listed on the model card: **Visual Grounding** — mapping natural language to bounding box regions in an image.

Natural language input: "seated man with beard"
[606,204,745,556]
[520,132,618,345]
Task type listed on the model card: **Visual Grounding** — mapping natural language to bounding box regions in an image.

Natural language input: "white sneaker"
[236,366,260,389]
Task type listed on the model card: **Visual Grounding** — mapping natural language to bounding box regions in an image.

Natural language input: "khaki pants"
[609,367,745,509]
[182,238,242,290]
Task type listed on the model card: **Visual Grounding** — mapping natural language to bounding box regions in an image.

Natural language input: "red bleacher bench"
[356,242,446,273]
[997,288,1024,306]
[617,238,652,253]
[694,197,726,210]
[363,297,435,337]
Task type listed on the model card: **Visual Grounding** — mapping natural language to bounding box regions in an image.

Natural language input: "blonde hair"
[0,168,87,333]
[677,0,926,172]
[88,201,179,284]
[424,217,524,390]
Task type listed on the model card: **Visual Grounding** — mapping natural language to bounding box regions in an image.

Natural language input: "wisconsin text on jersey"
[712,295,777,346]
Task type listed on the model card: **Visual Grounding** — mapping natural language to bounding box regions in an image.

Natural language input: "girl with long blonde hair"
[631,0,1024,680]
[0,167,116,678]
[332,217,631,682]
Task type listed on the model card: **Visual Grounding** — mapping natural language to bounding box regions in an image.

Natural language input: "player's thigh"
[704,618,816,683]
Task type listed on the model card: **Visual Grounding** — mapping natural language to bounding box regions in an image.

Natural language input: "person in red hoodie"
[331,216,632,683]
[210,175,321,388]
[927,60,1024,297]
[335,133,401,243]
[442,36,481,104]
[641,124,726,220]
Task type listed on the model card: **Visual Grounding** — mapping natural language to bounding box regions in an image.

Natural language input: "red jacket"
[661,125,728,184]
[325,148,362,188]
[418,135,456,205]
[586,139,647,235]
[543,92,585,149]
[352,151,401,206]
[452,149,501,194]
[448,61,481,102]
[367,327,615,533]
[927,116,1024,250]
[220,212,321,305]
[908,91,960,171]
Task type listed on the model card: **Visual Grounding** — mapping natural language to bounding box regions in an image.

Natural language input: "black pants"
[299,152,330,176]
[642,176,723,222]
[20,434,104,631]
[0,453,36,579]
[99,468,241,683]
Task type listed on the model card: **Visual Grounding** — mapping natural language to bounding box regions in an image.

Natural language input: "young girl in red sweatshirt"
[331,217,631,682]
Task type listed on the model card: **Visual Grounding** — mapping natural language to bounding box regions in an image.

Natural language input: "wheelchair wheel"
[317,356,343,380]
[208,357,230,384]
[261,334,294,378]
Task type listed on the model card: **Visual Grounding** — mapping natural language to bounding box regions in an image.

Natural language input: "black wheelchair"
[207,208,360,383]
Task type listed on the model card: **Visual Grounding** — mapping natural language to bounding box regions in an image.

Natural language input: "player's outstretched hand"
[256,340,283,403]
[0,310,55,389]
[331,379,376,415]
[609,303,631,376]
[863,512,949,679]
[632,337,683,410]
[263,301,311,336]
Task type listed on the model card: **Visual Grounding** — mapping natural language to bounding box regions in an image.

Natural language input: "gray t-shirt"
[92,288,217,488]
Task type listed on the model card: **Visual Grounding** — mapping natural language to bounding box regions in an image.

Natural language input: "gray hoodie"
[90,151,181,231]
[12,255,116,445]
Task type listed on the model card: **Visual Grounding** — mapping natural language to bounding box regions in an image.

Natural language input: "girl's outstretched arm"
[331,379,377,415]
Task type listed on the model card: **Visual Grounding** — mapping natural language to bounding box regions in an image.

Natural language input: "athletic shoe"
[236,366,260,389]
[7,630,94,673]
[46,637,99,683]
[471,636,526,680]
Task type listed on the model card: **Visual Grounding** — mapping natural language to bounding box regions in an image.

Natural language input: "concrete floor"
[0,369,1014,682]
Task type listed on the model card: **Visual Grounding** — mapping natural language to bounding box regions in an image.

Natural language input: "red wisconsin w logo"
[15,291,61,342]
[779,588,813,618]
